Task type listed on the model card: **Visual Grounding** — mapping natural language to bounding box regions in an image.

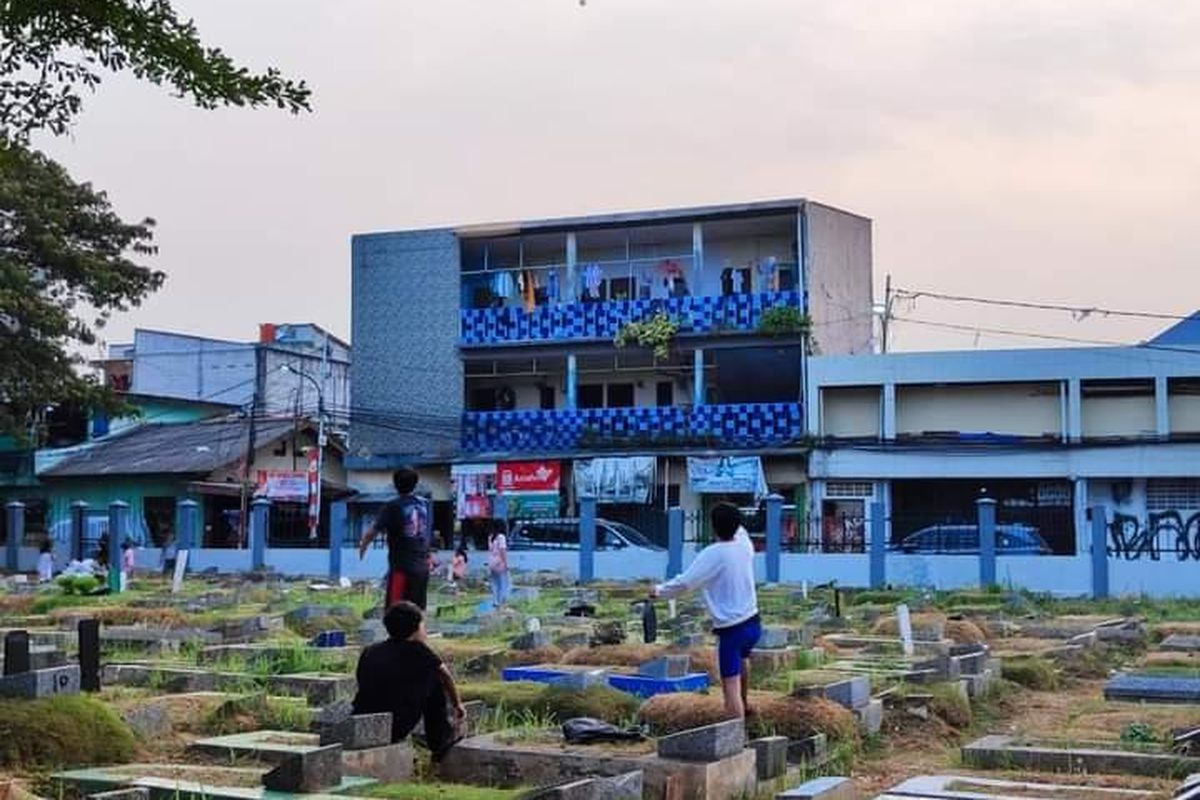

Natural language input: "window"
[656,381,674,407]
[144,497,177,547]
[606,383,634,408]
[578,385,604,409]
[1147,479,1200,511]
[468,387,498,412]
[539,385,556,410]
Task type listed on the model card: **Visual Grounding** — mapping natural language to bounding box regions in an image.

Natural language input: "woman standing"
[487,524,510,609]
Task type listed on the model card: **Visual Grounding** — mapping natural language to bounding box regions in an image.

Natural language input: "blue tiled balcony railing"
[460,291,802,346]
[461,402,804,454]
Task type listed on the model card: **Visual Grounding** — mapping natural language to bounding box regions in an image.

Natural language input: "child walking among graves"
[357,467,432,610]
[651,502,760,719]
[352,601,466,761]
[37,540,54,583]
[488,525,510,609]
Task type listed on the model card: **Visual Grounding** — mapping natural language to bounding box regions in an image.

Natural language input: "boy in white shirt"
[652,502,760,718]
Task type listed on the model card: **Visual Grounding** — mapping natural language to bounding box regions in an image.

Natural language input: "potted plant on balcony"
[614,312,679,360]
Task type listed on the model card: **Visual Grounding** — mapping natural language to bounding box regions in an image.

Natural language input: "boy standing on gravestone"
[651,502,760,719]
[357,467,431,610]
[352,601,465,760]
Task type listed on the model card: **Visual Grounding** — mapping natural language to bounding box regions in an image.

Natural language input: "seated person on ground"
[351,601,466,759]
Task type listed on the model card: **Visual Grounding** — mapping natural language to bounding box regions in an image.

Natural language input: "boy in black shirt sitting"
[352,601,466,760]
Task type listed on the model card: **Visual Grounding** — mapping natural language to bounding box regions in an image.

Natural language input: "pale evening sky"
[35,0,1200,355]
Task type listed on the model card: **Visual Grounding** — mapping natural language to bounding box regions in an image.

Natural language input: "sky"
[35,0,1200,356]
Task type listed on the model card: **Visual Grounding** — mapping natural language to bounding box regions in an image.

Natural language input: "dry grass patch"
[638,690,858,743]
[49,605,187,627]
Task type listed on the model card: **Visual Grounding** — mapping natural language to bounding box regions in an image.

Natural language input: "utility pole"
[880,273,893,354]
[240,345,265,548]
[311,332,329,541]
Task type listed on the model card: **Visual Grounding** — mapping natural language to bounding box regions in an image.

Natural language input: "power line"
[892,287,1193,323]
[892,316,1200,358]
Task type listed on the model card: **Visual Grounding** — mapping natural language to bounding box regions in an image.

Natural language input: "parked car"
[895,523,1052,555]
[507,518,665,552]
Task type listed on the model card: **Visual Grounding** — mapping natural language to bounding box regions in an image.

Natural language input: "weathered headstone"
[641,601,657,644]
[171,550,189,594]
[896,604,914,657]
[78,618,100,692]
[320,713,393,749]
[3,630,30,676]
[0,665,80,698]
[1163,634,1200,653]
[512,631,551,651]
[591,620,626,646]
[750,736,789,780]
[852,698,884,734]
[262,744,343,792]
[787,733,828,765]
[656,719,745,762]
[757,627,790,650]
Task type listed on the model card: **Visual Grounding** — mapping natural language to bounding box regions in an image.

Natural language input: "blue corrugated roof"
[1149,312,1200,346]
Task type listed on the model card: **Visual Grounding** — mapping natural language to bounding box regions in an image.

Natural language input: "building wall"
[804,203,873,356]
[896,383,1060,437]
[1170,393,1200,433]
[1082,394,1156,438]
[350,230,462,463]
[132,330,257,406]
[821,386,880,437]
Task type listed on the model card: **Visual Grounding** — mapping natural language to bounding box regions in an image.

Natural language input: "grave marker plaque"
[3,630,30,676]
[79,618,101,692]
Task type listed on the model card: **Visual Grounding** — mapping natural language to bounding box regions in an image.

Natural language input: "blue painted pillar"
[667,507,684,579]
[692,349,705,407]
[566,354,578,411]
[1091,506,1109,599]
[251,498,270,571]
[5,501,24,572]
[1155,375,1170,439]
[977,497,997,587]
[329,501,347,580]
[1067,379,1083,442]
[177,499,200,553]
[70,501,88,562]
[882,384,897,440]
[579,495,597,583]
[765,494,783,584]
[869,501,886,589]
[107,501,128,593]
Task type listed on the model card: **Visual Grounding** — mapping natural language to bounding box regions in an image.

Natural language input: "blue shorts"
[715,615,762,679]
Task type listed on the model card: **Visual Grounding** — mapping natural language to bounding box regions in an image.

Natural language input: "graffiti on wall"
[1108,510,1200,561]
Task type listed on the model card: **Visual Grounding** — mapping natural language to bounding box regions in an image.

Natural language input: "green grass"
[1001,655,1060,691]
[461,681,640,727]
[0,695,136,768]
[353,783,524,800]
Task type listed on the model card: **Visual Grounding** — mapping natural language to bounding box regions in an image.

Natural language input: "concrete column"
[691,222,704,293]
[808,479,825,551]
[178,499,200,553]
[667,507,684,579]
[579,495,597,583]
[250,498,270,571]
[882,383,897,440]
[1155,375,1170,439]
[329,501,347,580]
[1090,505,1109,599]
[107,501,128,593]
[565,232,578,303]
[5,501,24,572]
[566,354,578,411]
[1072,478,1089,556]
[693,349,705,407]
[869,501,886,589]
[1067,378,1083,442]
[977,497,997,588]
[70,501,88,562]
[765,494,783,584]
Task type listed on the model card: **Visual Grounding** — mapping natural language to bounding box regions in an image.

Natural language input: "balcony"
[460,290,803,347]
[461,401,804,454]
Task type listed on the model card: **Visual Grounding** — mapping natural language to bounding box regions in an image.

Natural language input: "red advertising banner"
[498,461,561,493]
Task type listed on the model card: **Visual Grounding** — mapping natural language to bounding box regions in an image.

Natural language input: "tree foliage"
[0,0,311,143]
[0,1,310,439]
[0,142,161,436]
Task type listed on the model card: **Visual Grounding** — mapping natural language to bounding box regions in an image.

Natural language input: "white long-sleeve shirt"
[655,528,758,629]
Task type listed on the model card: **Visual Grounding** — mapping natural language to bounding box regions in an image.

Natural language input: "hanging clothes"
[757,256,778,292]
[493,271,515,303]
[547,271,560,302]
[521,269,536,312]
[731,268,745,294]
[584,264,602,299]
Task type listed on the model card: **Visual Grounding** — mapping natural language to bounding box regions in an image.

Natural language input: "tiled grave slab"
[1162,635,1200,653]
[53,764,373,800]
[190,730,321,764]
[962,734,1200,777]
[777,776,856,800]
[502,664,708,698]
[1104,674,1200,704]
[883,773,1156,800]
[439,732,756,800]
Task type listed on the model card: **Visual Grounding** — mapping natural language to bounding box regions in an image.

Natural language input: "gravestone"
[341,740,414,783]
[171,550,189,593]
[119,702,171,739]
[640,601,657,645]
[3,630,30,676]
[591,621,626,646]
[638,655,690,679]
[262,743,343,792]
[78,619,101,692]
[787,733,828,765]
[1162,634,1200,653]
[757,627,790,650]
[656,719,745,762]
[512,631,551,651]
[750,736,789,780]
[312,630,347,648]
[529,770,643,799]
[1104,674,1200,704]
[551,668,609,690]
[777,776,856,800]
[320,713,393,749]
[0,665,80,698]
[896,604,915,657]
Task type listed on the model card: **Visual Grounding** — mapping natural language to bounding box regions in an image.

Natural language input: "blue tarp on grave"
[501,665,709,698]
